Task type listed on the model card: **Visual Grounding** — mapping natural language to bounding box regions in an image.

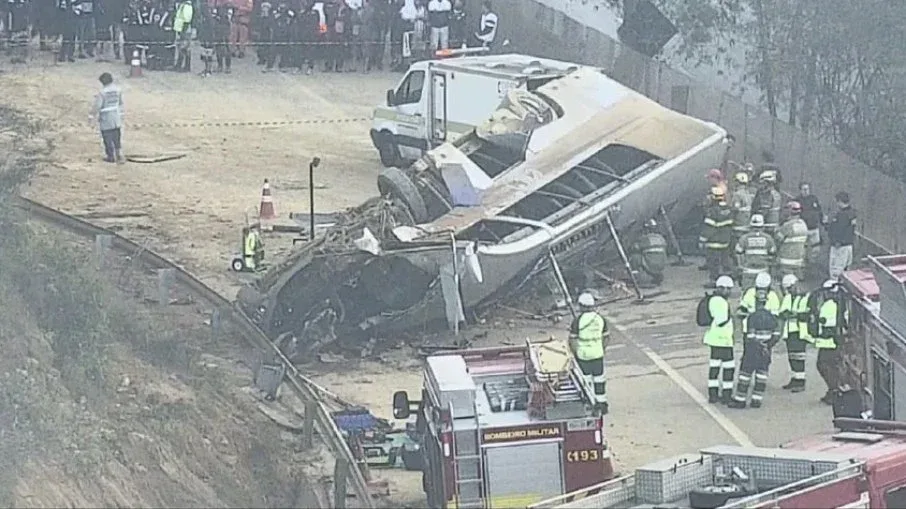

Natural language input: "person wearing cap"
[753,170,782,233]
[703,275,735,403]
[814,279,846,404]
[699,185,734,283]
[628,218,668,288]
[569,292,609,413]
[728,291,779,409]
[774,201,809,281]
[90,72,125,164]
[735,214,776,290]
[795,182,823,273]
[779,274,811,392]
[730,171,755,241]
[826,191,856,280]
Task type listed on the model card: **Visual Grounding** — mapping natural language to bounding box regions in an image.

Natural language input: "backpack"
[696,294,714,326]
[806,290,822,337]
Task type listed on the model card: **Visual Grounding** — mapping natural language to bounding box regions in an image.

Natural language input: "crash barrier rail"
[12,195,375,509]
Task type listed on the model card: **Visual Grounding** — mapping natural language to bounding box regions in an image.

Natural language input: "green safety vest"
[796,292,813,342]
[244,231,256,257]
[815,299,838,349]
[738,287,780,334]
[575,312,606,360]
[703,295,734,348]
[780,292,810,340]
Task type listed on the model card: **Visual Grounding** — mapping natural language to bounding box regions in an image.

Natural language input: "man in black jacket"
[826,191,856,280]
[795,181,823,275]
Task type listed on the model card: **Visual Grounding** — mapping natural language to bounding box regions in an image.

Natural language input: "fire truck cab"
[392,339,616,509]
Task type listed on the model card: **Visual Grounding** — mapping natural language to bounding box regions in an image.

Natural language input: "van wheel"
[378,167,429,224]
[378,131,401,167]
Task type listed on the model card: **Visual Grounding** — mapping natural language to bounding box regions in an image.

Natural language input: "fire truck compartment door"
[485,441,564,508]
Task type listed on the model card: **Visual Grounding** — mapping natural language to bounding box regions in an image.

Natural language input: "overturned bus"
[237,66,731,354]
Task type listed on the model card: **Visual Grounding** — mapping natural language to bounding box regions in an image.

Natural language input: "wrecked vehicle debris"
[237,63,730,355]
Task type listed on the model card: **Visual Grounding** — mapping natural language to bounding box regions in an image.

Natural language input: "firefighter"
[737,272,781,345]
[628,218,668,288]
[779,274,810,392]
[774,201,809,281]
[735,214,776,290]
[704,168,728,206]
[814,279,845,405]
[569,292,609,414]
[728,293,779,409]
[753,170,782,233]
[703,275,735,404]
[699,186,734,284]
[730,171,754,243]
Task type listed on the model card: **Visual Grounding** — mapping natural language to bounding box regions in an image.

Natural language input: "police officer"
[729,293,779,409]
[735,214,776,290]
[774,201,809,281]
[703,275,735,403]
[700,186,734,284]
[779,274,811,392]
[569,293,609,414]
[730,171,755,243]
[814,279,845,405]
[753,170,782,233]
[629,219,668,288]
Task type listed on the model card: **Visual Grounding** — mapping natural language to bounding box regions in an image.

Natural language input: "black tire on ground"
[378,167,429,223]
[377,130,401,167]
[231,258,245,272]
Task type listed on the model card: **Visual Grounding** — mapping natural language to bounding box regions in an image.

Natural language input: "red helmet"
[787,201,802,213]
[706,168,723,180]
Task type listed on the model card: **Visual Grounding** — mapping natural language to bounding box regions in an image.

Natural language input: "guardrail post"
[210,309,222,340]
[95,234,112,269]
[302,400,316,449]
[333,457,349,509]
[157,268,175,306]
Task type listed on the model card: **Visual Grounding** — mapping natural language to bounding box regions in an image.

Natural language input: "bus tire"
[378,167,429,224]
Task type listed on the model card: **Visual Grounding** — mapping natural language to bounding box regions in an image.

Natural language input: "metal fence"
[478,0,906,256]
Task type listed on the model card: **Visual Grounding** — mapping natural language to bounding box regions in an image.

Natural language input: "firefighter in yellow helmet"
[699,185,734,284]
[730,171,755,241]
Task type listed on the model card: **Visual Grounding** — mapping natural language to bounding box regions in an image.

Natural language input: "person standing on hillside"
[90,72,125,164]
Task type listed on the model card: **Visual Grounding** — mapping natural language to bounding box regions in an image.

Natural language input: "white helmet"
[750,214,765,228]
[755,272,772,289]
[823,279,839,290]
[577,293,595,307]
[715,275,734,289]
[781,274,798,288]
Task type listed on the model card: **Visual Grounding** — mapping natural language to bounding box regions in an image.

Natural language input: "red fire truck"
[392,339,616,509]
[528,417,906,509]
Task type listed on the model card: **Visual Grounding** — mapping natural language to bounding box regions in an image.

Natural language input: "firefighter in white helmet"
[702,275,736,403]
[569,292,610,414]
[779,274,811,392]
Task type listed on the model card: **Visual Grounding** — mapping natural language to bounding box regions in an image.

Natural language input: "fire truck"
[840,254,906,420]
[528,417,906,509]
[391,339,616,509]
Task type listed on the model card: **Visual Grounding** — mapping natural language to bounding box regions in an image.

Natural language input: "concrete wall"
[474,0,906,255]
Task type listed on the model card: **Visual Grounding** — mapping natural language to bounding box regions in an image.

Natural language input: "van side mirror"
[386,88,396,107]
[393,391,411,419]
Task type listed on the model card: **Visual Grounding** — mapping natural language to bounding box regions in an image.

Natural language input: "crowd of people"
[1,0,499,72]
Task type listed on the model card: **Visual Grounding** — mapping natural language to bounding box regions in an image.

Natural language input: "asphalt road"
[598,258,835,472]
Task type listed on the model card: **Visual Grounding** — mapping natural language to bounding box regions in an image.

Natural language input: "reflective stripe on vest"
[576,312,605,360]
[815,299,838,349]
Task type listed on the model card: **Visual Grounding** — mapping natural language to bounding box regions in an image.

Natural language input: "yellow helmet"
[734,172,749,184]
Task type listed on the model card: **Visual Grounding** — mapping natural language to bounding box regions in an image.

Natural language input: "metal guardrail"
[12,195,375,509]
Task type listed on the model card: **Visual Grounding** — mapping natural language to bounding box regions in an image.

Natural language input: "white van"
[370,53,585,167]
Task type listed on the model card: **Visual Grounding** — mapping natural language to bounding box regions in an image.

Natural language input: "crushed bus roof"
[432,53,584,79]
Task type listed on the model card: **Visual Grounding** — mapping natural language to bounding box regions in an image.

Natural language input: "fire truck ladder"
[449,400,484,509]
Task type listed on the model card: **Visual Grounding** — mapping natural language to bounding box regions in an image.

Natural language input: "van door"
[391,69,428,161]
[429,71,448,146]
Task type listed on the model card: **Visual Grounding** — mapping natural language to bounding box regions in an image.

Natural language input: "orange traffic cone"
[129,49,142,78]
[258,178,278,222]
